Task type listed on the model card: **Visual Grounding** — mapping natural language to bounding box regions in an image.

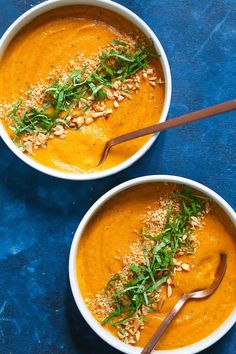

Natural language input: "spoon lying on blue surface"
[97,99,236,165]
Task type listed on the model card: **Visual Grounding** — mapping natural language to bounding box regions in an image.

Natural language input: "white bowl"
[0,0,171,180]
[69,175,236,354]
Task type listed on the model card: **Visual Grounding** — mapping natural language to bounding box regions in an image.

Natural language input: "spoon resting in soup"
[76,182,236,350]
[0,5,165,174]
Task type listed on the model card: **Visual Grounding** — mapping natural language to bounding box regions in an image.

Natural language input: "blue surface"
[0,0,236,353]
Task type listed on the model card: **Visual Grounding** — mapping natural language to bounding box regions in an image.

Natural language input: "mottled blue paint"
[0,0,235,353]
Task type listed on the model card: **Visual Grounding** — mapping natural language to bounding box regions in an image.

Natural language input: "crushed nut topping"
[86,188,211,345]
[0,35,164,155]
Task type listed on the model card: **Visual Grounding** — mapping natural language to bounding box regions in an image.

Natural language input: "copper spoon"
[141,253,227,354]
[98,100,236,165]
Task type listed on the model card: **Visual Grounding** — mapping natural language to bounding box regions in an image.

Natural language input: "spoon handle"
[112,99,236,144]
[98,99,236,165]
[141,294,190,354]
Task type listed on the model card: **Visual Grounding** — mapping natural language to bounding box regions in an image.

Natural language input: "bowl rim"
[69,175,236,354]
[0,0,172,180]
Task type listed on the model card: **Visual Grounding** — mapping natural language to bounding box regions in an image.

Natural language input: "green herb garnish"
[102,187,206,327]
[9,42,155,140]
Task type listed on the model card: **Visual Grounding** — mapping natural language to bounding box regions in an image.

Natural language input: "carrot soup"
[0,6,165,173]
[77,183,236,349]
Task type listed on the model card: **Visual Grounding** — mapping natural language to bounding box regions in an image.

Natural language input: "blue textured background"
[0,0,235,353]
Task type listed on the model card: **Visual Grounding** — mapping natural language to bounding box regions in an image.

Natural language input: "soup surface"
[0,6,165,173]
[77,183,236,349]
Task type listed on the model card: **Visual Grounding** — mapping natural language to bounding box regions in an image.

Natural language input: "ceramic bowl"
[69,175,236,353]
[0,0,171,180]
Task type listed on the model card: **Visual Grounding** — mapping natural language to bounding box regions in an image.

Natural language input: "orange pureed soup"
[0,6,165,173]
[77,183,236,349]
